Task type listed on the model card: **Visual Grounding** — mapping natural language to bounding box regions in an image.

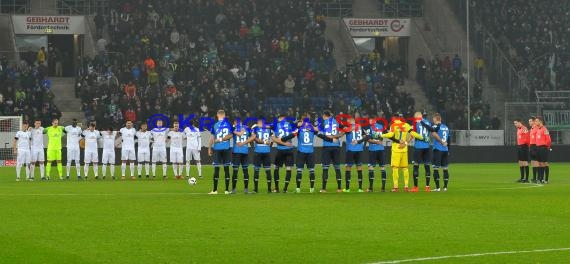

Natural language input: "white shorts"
[138,148,151,162]
[84,150,99,163]
[152,148,167,163]
[186,148,201,162]
[102,149,115,164]
[17,150,31,164]
[121,148,136,161]
[67,148,81,162]
[170,148,184,163]
[31,148,45,162]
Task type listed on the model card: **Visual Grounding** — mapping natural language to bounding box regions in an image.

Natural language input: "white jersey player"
[30,119,45,180]
[119,120,137,180]
[82,123,100,179]
[13,122,32,181]
[101,128,117,179]
[151,119,168,178]
[184,124,202,178]
[168,121,186,179]
[64,119,83,179]
[136,123,152,179]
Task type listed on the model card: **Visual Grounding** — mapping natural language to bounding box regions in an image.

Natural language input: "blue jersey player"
[231,119,255,194]
[271,114,295,193]
[344,118,365,192]
[208,110,233,195]
[412,112,432,192]
[361,119,387,192]
[320,111,344,192]
[252,117,273,193]
[421,113,450,192]
[279,113,330,193]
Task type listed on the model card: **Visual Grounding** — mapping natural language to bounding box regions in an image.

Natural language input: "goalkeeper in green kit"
[43,118,66,180]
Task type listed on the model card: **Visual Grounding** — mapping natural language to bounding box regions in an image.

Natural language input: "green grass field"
[1,163,569,264]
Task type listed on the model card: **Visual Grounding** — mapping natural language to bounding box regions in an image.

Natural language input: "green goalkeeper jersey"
[44,126,65,150]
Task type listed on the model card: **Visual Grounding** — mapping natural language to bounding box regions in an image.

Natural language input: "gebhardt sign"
[12,15,86,35]
[343,18,411,37]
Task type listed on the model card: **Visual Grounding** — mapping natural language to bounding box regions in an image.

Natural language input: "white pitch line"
[370,247,570,264]
[461,183,544,191]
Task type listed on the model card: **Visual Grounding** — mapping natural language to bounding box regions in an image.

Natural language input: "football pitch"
[1,163,569,264]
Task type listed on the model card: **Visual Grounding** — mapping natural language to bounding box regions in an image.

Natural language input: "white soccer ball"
[188,177,197,185]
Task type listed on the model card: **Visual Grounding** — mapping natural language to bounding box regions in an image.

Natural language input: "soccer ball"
[188,177,197,185]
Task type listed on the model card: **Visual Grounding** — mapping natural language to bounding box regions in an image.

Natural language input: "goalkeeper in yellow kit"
[373,115,427,192]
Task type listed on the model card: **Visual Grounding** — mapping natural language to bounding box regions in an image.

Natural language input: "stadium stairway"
[324,18,358,70]
[399,80,435,114]
[352,0,382,18]
[0,15,17,63]
[50,77,84,124]
[30,0,57,15]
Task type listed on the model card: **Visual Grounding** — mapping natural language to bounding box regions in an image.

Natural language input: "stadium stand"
[468,0,569,91]
[0,54,61,125]
[79,0,414,127]
[418,54,497,130]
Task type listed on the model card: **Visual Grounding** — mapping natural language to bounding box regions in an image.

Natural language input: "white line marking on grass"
[462,184,544,191]
[370,247,570,264]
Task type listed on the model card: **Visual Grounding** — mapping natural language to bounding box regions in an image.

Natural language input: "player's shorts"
[274,149,294,167]
[345,150,362,166]
[121,148,136,161]
[213,149,231,166]
[170,148,184,163]
[84,150,99,163]
[516,145,529,162]
[536,146,549,162]
[17,150,31,164]
[529,145,537,161]
[432,150,449,168]
[152,148,167,163]
[102,149,116,164]
[254,152,271,168]
[232,153,249,167]
[413,148,431,165]
[368,150,385,167]
[186,148,201,161]
[390,151,409,168]
[47,148,62,161]
[296,151,315,169]
[322,146,341,165]
[31,148,45,162]
[67,148,80,162]
[137,148,151,162]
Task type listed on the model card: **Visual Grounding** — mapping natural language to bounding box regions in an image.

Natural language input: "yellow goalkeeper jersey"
[381,120,423,153]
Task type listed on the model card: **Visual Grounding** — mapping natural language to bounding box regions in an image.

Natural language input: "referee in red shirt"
[514,119,530,182]
[528,117,539,182]
[534,117,551,183]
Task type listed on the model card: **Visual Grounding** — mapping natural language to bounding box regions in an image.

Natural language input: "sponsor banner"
[455,130,504,146]
[12,15,86,34]
[343,18,411,37]
[4,160,16,167]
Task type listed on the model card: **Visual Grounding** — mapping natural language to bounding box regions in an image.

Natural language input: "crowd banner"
[12,15,86,34]
[343,18,411,37]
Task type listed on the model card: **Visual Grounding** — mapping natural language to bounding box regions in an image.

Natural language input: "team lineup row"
[13,110,451,194]
[513,116,552,184]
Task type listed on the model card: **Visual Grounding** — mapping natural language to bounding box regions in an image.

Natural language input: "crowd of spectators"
[416,54,499,130]
[471,0,570,91]
[80,0,415,128]
[0,54,61,126]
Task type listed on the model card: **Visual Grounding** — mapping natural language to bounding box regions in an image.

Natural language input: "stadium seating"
[470,0,569,91]
[0,55,60,124]
[80,0,414,127]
